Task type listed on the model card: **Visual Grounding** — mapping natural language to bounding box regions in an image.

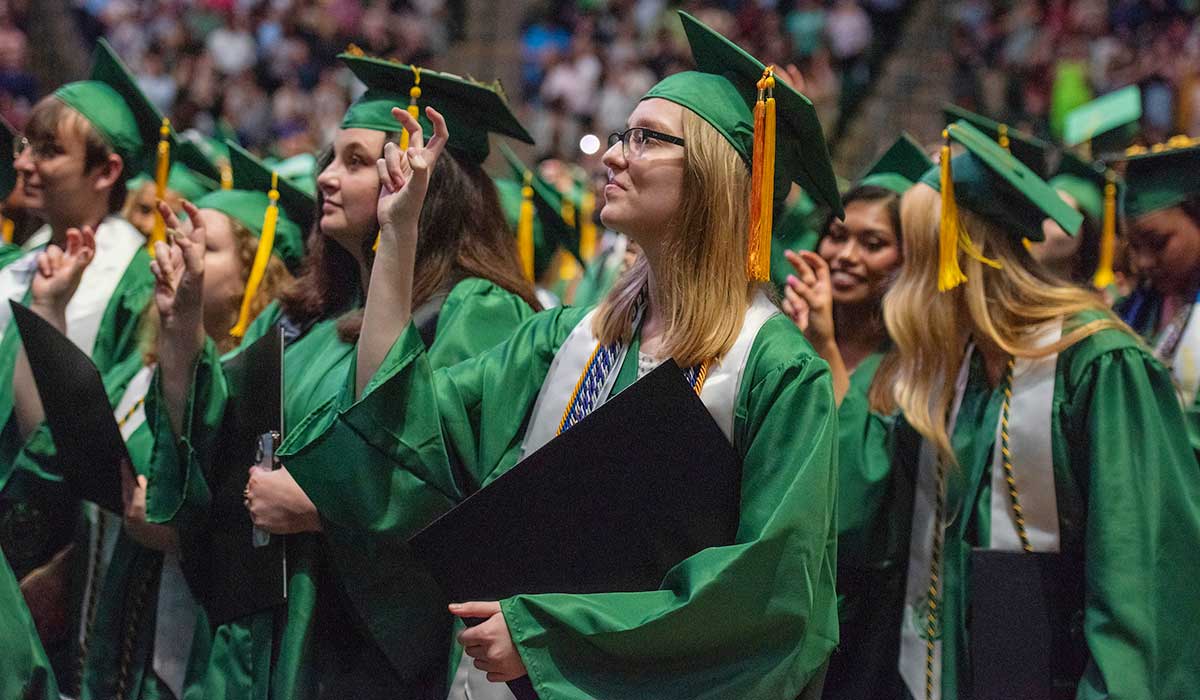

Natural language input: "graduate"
[278,11,842,699]
[876,120,1200,699]
[0,40,165,688]
[494,143,582,310]
[1113,138,1200,456]
[8,142,303,700]
[778,134,930,700]
[0,115,43,258]
[147,53,541,700]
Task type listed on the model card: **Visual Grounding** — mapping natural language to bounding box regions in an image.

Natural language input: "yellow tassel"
[938,132,968,291]
[373,231,380,252]
[400,67,422,151]
[558,250,578,282]
[517,171,535,282]
[1093,179,1117,289]
[1,217,12,244]
[561,197,575,229]
[230,172,279,338]
[149,118,171,255]
[219,159,233,190]
[579,190,597,262]
[746,67,776,282]
[997,123,1011,152]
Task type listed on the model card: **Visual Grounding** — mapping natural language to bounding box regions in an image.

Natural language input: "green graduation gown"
[144,278,534,700]
[822,351,909,700]
[278,302,841,699]
[0,547,59,700]
[897,317,1200,699]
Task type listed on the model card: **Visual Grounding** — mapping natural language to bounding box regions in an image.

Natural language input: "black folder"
[409,360,743,699]
[970,549,1087,700]
[10,300,129,514]
[186,324,288,626]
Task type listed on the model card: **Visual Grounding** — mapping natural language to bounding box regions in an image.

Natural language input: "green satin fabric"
[895,316,1200,699]
[145,278,533,700]
[0,548,59,699]
[279,306,840,699]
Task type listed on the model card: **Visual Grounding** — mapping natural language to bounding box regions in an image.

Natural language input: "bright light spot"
[580,134,601,155]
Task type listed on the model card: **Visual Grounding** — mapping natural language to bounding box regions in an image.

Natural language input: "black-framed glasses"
[607,127,686,160]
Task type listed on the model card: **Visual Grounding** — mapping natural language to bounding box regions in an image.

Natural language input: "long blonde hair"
[871,183,1130,463]
[592,108,756,367]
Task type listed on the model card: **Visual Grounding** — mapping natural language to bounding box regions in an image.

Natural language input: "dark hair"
[1182,194,1200,229]
[281,141,540,342]
[820,184,902,243]
[26,96,128,212]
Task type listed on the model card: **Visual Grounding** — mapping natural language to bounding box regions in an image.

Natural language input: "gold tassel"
[1,217,12,244]
[579,189,597,262]
[517,171,535,282]
[230,172,279,338]
[219,159,233,190]
[997,123,1010,152]
[1093,179,1117,289]
[561,197,575,229]
[149,118,171,255]
[938,131,968,291]
[400,66,422,151]
[746,67,776,282]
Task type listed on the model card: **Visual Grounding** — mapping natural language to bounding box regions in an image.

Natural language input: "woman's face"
[317,128,386,252]
[197,209,245,340]
[817,197,902,305]
[599,98,687,250]
[1128,206,1200,295]
[1029,189,1084,271]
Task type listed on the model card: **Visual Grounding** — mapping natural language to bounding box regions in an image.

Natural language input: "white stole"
[1165,299,1200,406]
[899,320,1062,700]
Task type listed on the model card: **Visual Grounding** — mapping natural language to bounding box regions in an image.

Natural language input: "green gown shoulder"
[427,276,537,368]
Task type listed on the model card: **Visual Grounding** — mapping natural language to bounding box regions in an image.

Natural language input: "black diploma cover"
[409,360,743,699]
[970,549,1087,700]
[10,300,129,514]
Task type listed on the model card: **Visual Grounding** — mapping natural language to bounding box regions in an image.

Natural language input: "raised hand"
[782,249,835,350]
[376,105,449,243]
[30,226,96,327]
[150,199,206,332]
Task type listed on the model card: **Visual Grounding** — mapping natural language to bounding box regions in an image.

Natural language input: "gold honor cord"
[230,172,280,338]
[999,359,1034,552]
[746,66,776,282]
[149,118,172,255]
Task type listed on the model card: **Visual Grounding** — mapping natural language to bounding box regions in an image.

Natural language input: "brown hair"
[282,140,540,342]
[26,96,128,212]
[141,215,294,362]
[592,108,755,367]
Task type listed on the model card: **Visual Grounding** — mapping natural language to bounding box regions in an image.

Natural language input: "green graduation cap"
[0,116,16,201]
[922,120,1083,290]
[1063,85,1141,155]
[1121,139,1200,220]
[942,104,1052,177]
[856,133,934,194]
[641,11,842,281]
[339,48,533,163]
[264,153,318,197]
[496,144,580,281]
[54,40,164,170]
[1048,150,1106,220]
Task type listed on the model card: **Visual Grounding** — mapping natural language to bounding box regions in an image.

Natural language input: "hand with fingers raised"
[150,200,207,353]
[29,226,96,330]
[376,105,450,246]
[782,249,835,349]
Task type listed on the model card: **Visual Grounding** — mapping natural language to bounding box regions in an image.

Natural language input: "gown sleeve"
[1067,344,1200,700]
[425,277,535,370]
[497,317,841,700]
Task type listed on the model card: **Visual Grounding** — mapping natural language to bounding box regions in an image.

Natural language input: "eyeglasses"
[607,127,686,160]
[14,135,58,162]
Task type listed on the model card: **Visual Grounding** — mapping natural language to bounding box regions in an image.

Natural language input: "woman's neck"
[833,302,887,372]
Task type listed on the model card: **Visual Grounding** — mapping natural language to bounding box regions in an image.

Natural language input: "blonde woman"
[279,12,842,699]
[875,121,1200,700]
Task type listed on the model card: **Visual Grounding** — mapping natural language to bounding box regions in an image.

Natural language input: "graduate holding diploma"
[278,11,843,699]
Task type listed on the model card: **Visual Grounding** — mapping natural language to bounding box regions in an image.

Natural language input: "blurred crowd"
[948,0,1200,146]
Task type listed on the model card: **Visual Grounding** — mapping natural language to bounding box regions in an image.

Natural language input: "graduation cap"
[1048,150,1121,289]
[263,153,318,197]
[0,116,16,201]
[194,142,314,336]
[127,139,224,201]
[495,144,580,282]
[921,120,1083,291]
[856,133,934,194]
[641,11,842,282]
[1121,137,1200,220]
[1062,85,1141,156]
[943,104,1053,177]
[338,47,534,163]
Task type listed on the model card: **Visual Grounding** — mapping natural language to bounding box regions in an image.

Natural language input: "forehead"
[197,208,238,246]
[333,127,386,154]
[628,98,685,132]
[840,198,896,234]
